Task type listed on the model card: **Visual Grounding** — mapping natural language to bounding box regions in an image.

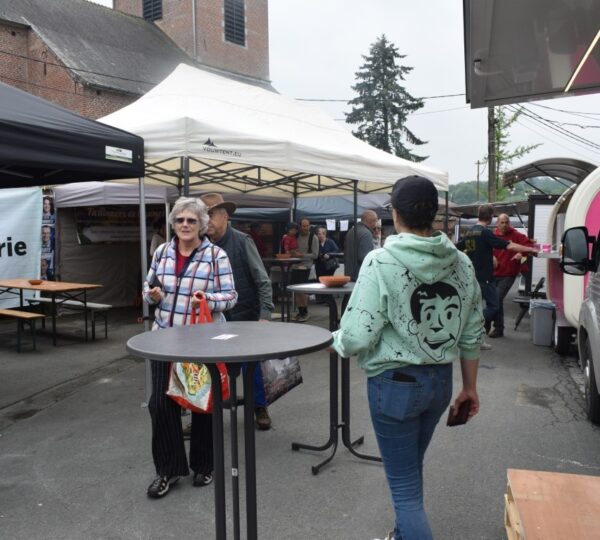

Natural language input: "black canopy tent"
[0,82,144,187]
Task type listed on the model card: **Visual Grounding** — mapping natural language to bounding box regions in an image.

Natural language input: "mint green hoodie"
[332,231,483,377]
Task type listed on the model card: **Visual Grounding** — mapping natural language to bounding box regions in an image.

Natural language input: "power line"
[508,104,600,151]
[514,114,599,162]
[528,101,600,118]
[509,105,600,155]
[295,92,465,103]
[333,104,469,121]
[0,48,158,88]
[0,73,98,100]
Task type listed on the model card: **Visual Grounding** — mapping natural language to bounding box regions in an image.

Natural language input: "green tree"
[346,35,427,162]
[487,106,541,201]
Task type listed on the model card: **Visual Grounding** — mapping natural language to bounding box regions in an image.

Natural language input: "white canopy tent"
[98,64,449,401]
[100,63,448,197]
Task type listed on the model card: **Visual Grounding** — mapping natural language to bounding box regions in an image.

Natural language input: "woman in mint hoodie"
[332,176,483,540]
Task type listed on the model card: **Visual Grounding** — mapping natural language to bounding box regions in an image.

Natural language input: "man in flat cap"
[200,193,275,430]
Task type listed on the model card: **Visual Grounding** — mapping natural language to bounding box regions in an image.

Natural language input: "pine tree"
[346,35,427,162]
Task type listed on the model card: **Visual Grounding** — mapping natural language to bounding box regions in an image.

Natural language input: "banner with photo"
[0,187,42,308]
[74,206,165,244]
[42,191,56,279]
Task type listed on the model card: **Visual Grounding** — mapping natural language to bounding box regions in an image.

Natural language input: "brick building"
[0,0,270,119]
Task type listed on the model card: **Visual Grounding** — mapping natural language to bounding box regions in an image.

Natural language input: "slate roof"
[0,0,273,95]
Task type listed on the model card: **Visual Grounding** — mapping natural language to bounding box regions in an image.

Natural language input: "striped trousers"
[148,360,213,477]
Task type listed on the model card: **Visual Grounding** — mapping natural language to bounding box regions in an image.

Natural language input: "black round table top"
[126,321,332,364]
[287,282,355,295]
[262,257,303,264]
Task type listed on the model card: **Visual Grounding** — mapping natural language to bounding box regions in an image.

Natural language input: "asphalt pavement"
[1,293,599,540]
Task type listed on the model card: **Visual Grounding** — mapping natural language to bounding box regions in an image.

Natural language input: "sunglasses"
[175,217,198,225]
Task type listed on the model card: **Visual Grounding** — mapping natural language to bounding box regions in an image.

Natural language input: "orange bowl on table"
[275,253,291,259]
[28,279,43,285]
[319,275,351,287]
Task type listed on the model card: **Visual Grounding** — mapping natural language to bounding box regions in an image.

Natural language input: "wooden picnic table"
[0,279,102,345]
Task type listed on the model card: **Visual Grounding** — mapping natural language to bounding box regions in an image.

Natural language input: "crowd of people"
[141,182,537,539]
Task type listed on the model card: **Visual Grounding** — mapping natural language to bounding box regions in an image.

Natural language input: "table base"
[291,353,381,474]
[207,362,258,540]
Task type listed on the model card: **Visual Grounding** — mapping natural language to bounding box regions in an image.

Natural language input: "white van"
[561,227,600,424]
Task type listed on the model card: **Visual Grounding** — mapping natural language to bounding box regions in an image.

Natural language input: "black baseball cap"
[391,175,438,214]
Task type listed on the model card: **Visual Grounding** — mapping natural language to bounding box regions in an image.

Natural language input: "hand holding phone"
[446,399,472,427]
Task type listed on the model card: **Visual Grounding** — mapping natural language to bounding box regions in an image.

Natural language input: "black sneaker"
[488,328,504,338]
[192,472,213,487]
[147,475,179,498]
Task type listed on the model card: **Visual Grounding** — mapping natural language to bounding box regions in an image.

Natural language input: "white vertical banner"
[0,187,42,308]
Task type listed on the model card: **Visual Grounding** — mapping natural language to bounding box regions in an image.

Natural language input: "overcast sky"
[89,0,600,185]
[268,0,600,184]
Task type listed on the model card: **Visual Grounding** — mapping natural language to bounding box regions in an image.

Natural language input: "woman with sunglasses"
[143,197,238,499]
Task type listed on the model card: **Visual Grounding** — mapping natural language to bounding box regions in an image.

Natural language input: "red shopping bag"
[166,298,230,413]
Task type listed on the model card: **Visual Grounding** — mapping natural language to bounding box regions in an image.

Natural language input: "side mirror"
[560,226,594,276]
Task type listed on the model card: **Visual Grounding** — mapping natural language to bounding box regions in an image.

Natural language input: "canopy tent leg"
[138,177,152,407]
[353,180,358,278]
[444,191,449,234]
[164,202,171,243]
[183,156,190,197]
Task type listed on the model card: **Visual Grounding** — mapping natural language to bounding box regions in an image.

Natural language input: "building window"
[143,0,162,21]
[224,0,245,46]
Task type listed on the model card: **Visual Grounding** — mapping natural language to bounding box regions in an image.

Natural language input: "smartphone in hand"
[149,273,163,290]
[446,399,472,427]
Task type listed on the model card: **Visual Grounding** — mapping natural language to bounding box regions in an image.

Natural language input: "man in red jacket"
[490,214,534,338]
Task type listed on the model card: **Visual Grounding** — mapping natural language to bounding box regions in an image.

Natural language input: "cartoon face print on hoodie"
[408,282,462,362]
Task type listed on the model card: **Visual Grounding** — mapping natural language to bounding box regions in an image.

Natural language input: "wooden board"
[506,469,600,540]
[0,308,44,320]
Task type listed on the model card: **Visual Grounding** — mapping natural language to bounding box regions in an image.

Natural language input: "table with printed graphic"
[0,278,102,346]
[287,282,381,474]
[126,321,332,540]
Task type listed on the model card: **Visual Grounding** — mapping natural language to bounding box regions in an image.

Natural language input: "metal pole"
[138,177,152,406]
[488,107,497,202]
[183,157,190,197]
[191,0,197,59]
[353,180,358,280]
[292,180,298,222]
[164,202,171,243]
[444,191,449,234]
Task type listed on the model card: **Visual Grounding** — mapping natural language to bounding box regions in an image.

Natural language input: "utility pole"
[488,106,497,202]
[475,160,481,201]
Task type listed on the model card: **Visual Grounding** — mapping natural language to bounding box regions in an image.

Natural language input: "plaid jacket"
[143,237,238,330]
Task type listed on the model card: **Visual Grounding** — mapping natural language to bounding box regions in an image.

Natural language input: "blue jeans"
[479,280,499,325]
[368,364,453,540]
[493,276,516,330]
[242,363,267,407]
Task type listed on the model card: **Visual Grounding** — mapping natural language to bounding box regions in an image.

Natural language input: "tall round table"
[261,257,302,321]
[287,282,381,474]
[126,321,332,540]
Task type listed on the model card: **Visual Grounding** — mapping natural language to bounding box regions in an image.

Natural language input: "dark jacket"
[344,222,374,280]
[213,225,273,321]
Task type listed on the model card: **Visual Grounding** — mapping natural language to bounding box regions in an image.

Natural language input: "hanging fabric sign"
[0,187,42,308]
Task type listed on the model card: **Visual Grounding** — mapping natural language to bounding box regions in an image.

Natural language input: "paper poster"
[326,219,336,231]
[340,220,349,232]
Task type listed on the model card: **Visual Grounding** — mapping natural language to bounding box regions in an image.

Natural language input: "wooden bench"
[0,308,45,352]
[505,468,600,540]
[26,298,111,340]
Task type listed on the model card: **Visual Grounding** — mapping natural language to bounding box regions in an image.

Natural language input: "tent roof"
[0,82,145,188]
[53,182,167,207]
[100,64,448,197]
[502,157,597,188]
[453,200,530,218]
